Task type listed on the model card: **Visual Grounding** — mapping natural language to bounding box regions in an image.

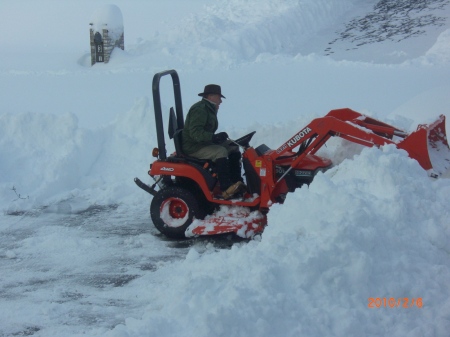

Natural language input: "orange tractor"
[135,70,450,239]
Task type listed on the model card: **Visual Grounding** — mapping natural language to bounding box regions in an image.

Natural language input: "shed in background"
[89,5,124,66]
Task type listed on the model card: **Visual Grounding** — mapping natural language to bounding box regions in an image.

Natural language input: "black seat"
[168,108,183,157]
[172,129,183,156]
[168,108,178,140]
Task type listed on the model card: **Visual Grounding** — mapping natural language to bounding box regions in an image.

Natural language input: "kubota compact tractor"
[135,69,450,239]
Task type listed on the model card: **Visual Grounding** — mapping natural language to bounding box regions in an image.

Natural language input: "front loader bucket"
[398,115,450,176]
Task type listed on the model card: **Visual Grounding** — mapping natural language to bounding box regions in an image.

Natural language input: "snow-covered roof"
[89,4,123,40]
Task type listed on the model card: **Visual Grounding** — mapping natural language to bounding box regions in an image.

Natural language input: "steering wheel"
[233,131,256,148]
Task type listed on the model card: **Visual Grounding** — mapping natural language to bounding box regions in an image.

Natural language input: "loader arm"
[272,112,396,161]
[270,108,450,178]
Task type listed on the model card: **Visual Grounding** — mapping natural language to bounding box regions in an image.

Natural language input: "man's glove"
[212,132,229,144]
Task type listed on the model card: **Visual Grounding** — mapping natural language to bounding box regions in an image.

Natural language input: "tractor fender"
[149,160,216,193]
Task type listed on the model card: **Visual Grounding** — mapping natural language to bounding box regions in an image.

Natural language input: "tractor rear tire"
[150,186,205,239]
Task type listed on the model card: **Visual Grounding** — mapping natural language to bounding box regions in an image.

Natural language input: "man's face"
[207,94,222,108]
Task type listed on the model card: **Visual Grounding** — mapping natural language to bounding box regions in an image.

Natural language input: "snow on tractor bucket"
[398,115,450,176]
[134,70,450,240]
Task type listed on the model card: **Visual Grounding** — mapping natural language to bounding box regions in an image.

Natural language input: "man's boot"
[222,181,246,200]
[215,157,246,200]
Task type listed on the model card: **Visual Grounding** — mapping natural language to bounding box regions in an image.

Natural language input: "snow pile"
[103,145,450,337]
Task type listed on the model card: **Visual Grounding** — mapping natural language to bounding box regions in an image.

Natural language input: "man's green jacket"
[182,99,218,154]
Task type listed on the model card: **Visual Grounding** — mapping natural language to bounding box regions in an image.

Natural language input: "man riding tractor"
[182,84,246,199]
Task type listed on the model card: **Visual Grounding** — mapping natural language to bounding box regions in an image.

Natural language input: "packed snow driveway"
[0,205,237,336]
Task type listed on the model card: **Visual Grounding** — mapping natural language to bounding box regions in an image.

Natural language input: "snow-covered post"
[89,5,124,66]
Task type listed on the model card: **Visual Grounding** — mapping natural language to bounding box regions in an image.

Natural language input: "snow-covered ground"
[1,0,450,336]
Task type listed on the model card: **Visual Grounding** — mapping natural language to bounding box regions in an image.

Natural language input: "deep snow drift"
[103,146,450,337]
[1,0,450,336]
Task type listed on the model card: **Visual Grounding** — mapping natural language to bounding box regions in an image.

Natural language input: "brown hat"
[198,84,226,98]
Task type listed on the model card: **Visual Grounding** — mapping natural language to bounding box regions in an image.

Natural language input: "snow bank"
[0,98,155,213]
[103,146,450,337]
[131,0,359,66]
[424,28,450,64]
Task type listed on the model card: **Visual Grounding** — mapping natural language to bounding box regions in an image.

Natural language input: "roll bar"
[152,69,184,160]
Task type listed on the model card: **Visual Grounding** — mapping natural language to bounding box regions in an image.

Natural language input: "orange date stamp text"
[368,297,423,308]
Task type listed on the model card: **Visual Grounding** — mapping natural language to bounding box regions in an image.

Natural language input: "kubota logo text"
[287,127,312,147]
[160,167,174,172]
[275,127,312,154]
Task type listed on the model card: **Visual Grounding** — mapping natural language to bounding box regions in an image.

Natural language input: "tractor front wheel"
[150,186,205,239]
